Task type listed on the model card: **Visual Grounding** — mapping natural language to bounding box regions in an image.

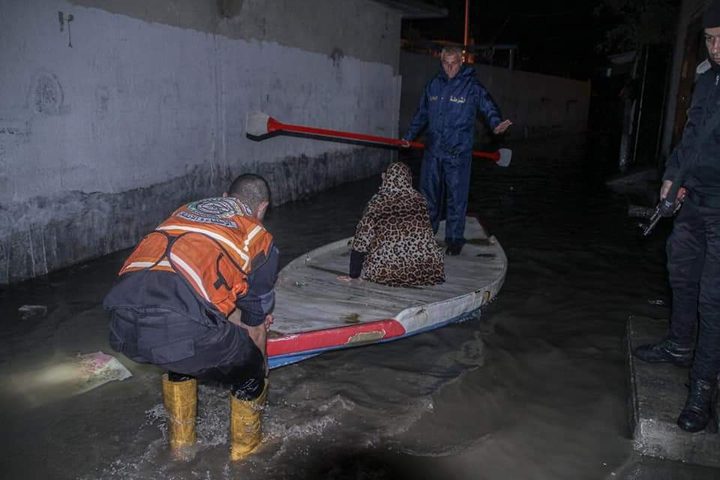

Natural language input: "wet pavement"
[1,135,719,479]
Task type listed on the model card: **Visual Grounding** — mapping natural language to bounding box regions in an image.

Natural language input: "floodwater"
[1,135,718,479]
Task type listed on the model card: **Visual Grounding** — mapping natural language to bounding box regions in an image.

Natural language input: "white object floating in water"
[18,304,47,319]
[647,299,666,306]
[10,351,134,406]
[75,351,132,394]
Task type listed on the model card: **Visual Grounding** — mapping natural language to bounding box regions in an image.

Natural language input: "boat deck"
[270,218,507,337]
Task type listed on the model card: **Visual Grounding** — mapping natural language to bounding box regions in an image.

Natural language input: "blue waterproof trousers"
[420,152,472,246]
[667,198,720,382]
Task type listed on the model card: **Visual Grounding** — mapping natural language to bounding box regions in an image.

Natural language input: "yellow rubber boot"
[162,373,197,451]
[230,382,268,461]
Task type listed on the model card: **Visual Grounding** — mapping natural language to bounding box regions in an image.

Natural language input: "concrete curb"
[627,315,720,468]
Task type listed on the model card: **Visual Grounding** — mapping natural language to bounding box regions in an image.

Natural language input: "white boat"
[267,217,507,369]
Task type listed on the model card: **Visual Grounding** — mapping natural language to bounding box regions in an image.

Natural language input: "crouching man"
[103,174,279,460]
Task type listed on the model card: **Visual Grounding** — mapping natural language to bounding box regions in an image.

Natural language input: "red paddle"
[246,111,512,167]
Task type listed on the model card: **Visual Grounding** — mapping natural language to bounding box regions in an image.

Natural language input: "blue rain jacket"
[403,65,502,157]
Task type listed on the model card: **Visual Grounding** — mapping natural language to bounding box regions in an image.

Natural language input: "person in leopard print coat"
[347,162,445,287]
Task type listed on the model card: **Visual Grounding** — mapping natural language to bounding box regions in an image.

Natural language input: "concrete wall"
[400,52,591,141]
[0,0,403,284]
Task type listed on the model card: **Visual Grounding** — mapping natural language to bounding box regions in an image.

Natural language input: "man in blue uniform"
[401,46,512,255]
[633,1,720,433]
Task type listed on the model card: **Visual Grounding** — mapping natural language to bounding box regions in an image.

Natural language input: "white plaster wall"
[0,0,402,283]
[223,40,399,176]
[0,0,399,203]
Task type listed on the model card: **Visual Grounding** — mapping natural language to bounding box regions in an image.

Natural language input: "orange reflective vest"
[119,197,274,317]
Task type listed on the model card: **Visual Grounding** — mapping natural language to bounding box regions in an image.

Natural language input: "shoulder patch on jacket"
[697,59,712,75]
[176,197,247,228]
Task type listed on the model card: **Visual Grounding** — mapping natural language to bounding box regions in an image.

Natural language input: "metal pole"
[464,0,470,50]
[632,45,650,168]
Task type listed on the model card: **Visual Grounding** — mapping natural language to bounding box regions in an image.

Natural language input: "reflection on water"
[0,135,718,479]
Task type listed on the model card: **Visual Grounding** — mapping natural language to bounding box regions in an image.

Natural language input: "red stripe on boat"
[267,319,406,357]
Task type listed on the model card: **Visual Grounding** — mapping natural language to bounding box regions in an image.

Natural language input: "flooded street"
[1,136,718,479]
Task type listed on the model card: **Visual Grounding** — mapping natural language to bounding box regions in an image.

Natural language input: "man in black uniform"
[634,1,720,433]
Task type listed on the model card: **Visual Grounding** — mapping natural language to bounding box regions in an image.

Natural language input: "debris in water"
[647,299,666,306]
[75,351,132,393]
[10,351,133,406]
[18,304,47,319]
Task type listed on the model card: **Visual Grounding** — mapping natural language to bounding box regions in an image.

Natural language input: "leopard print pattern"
[352,162,445,287]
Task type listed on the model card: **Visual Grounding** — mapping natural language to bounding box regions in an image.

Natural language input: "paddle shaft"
[267,117,500,162]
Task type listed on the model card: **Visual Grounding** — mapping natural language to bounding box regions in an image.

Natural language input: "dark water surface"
[1,136,718,479]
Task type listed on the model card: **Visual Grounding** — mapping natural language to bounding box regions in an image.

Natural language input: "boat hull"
[267,217,507,368]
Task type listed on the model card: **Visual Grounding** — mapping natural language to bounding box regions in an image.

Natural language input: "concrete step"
[627,315,720,468]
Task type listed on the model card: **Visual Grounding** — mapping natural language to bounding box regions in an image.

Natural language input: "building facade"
[0,0,442,284]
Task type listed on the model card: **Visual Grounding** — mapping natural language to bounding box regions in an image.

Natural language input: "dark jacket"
[664,61,720,204]
[403,65,502,157]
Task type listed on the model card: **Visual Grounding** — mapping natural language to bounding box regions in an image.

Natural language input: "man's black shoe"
[677,378,718,433]
[446,244,462,256]
[633,338,693,367]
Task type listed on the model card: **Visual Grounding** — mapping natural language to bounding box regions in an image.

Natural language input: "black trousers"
[109,306,266,400]
[667,199,720,381]
[168,364,265,401]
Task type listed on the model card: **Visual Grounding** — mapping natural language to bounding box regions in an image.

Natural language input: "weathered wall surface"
[400,52,591,141]
[0,0,402,284]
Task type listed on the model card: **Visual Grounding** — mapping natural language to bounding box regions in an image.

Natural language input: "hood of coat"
[379,162,413,193]
[441,64,476,81]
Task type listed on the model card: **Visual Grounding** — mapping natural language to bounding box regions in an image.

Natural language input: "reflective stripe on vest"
[157,224,252,270]
[168,252,211,302]
[123,260,171,270]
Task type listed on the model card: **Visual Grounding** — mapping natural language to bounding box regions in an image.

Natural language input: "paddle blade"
[246,111,272,137]
[497,148,512,167]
